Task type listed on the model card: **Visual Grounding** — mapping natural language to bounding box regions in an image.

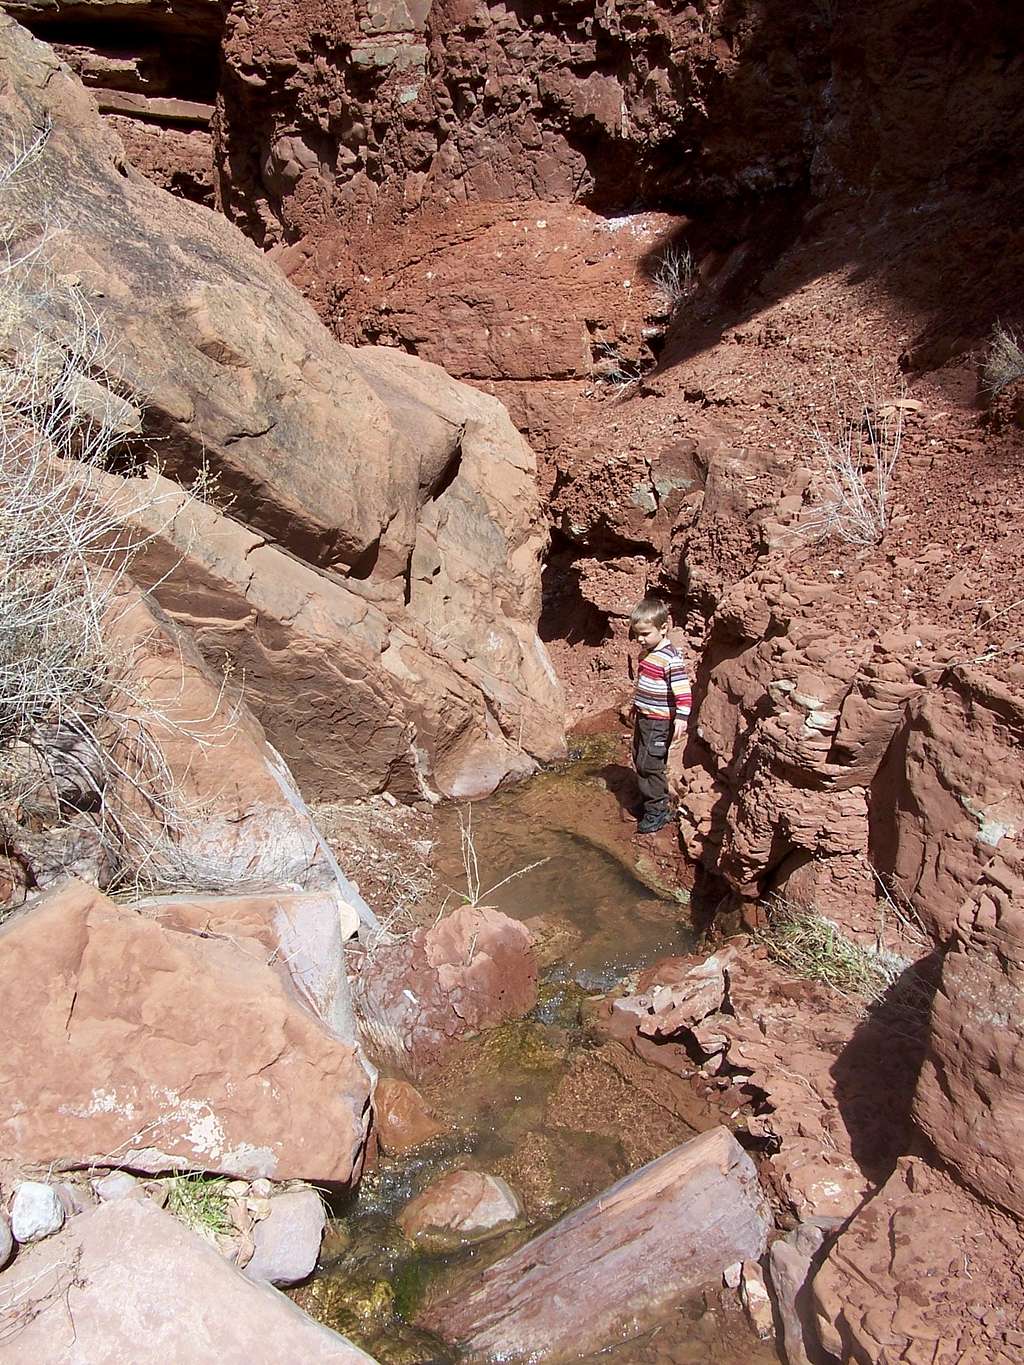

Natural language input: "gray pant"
[632,715,671,816]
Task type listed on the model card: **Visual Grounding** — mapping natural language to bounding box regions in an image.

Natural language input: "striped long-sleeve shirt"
[634,640,692,722]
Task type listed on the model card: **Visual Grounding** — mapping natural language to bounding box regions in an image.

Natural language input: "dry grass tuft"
[799,380,905,546]
[983,323,1024,394]
[651,243,695,313]
[757,897,901,1001]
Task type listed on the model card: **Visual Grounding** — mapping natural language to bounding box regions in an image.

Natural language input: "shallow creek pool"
[293,740,776,1365]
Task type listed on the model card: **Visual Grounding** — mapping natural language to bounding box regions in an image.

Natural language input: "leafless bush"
[799,381,905,546]
[983,323,1024,395]
[444,804,548,909]
[651,243,695,313]
[0,122,243,894]
[592,341,645,396]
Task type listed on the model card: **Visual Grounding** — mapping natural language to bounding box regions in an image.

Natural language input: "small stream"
[294,739,775,1365]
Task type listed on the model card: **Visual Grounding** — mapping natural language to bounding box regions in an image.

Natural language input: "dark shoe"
[636,809,672,835]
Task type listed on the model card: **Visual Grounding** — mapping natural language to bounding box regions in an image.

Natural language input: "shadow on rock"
[830,947,944,1185]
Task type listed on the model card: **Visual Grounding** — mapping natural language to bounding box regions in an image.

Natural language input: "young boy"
[629,595,691,835]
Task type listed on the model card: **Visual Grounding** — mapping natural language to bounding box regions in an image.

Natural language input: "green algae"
[467,1018,564,1076]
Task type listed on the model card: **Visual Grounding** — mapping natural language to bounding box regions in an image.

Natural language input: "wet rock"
[351,904,537,1076]
[912,847,1024,1218]
[374,1079,446,1156]
[811,1157,1024,1365]
[0,881,373,1182]
[0,1198,377,1362]
[244,1188,326,1287]
[292,1273,395,1339]
[319,1219,353,1264]
[421,1126,770,1361]
[11,1183,65,1244]
[397,1171,522,1251]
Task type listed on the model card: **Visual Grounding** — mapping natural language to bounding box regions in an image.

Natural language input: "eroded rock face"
[0,1197,378,1363]
[0,881,373,1182]
[350,903,537,1076]
[811,1157,1024,1365]
[215,1,821,245]
[673,565,1024,942]
[0,16,565,802]
[912,848,1024,1219]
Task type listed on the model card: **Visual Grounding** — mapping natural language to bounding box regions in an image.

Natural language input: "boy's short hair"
[629,594,670,635]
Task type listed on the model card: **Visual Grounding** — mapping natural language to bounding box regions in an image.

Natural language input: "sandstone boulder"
[101,583,373,914]
[136,886,363,1040]
[244,1188,326,1288]
[0,17,565,801]
[912,847,1024,1217]
[373,1078,447,1156]
[0,881,373,1182]
[421,1126,770,1362]
[397,1171,521,1251]
[351,904,537,1076]
[0,1197,378,1363]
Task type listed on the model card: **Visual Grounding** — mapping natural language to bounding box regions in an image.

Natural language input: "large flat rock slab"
[421,1125,770,1361]
[0,1197,377,1363]
[0,15,565,800]
[0,881,372,1181]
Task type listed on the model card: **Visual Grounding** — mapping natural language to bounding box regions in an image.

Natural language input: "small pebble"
[92,1171,142,1203]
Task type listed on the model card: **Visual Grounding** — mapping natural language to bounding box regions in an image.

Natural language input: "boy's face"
[633,623,663,650]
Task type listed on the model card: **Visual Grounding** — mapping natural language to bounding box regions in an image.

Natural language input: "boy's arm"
[669,658,692,743]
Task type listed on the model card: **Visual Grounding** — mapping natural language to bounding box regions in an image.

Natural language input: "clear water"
[294,740,773,1365]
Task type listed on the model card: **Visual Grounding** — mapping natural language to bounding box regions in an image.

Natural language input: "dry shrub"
[799,380,905,546]
[983,323,1024,394]
[0,121,241,894]
[651,243,695,313]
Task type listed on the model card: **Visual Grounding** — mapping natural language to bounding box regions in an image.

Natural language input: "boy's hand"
[671,720,686,744]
